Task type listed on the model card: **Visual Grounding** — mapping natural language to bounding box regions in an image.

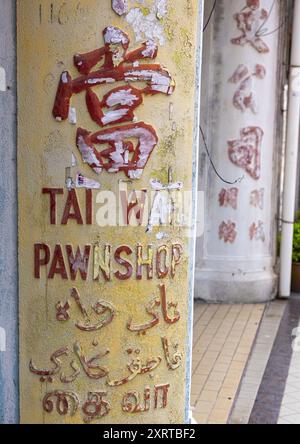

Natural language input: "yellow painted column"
[18,0,203,424]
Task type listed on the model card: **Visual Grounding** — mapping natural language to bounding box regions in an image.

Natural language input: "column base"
[195,267,278,304]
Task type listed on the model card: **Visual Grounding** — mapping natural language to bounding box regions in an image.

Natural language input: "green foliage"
[293,222,300,263]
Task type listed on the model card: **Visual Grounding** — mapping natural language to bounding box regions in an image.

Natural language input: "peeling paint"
[150,177,183,191]
[68,107,77,125]
[71,153,77,167]
[18,0,202,425]
[124,69,175,94]
[104,25,130,47]
[76,123,158,179]
[112,0,128,16]
[156,232,169,240]
[65,167,74,191]
[156,0,168,19]
[53,24,175,179]
[76,133,103,173]
[75,173,101,190]
[147,174,183,233]
[125,0,169,45]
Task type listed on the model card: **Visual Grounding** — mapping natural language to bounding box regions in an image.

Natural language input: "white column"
[279,0,300,298]
[196,0,283,303]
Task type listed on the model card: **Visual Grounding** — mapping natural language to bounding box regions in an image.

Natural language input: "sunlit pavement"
[191,303,266,424]
[191,297,300,424]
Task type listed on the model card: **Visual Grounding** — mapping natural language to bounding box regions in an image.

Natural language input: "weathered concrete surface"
[0,0,18,424]
[18,0,203,424]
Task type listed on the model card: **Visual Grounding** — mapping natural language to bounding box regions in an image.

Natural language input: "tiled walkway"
[193,296,300,424]
[191,302,266,424]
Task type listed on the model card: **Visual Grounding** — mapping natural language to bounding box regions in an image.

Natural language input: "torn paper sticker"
[76,173,101,189]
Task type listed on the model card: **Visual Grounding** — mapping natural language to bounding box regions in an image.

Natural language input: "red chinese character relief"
[227,2,270,247]
[53,26,175,180]
[219,221,237,244]
[219,188,239,210]
[228,127,263,181]
[250,188,264,210]
[249,221,265,242]
[228,64,266,113]
[231,0,270,53]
